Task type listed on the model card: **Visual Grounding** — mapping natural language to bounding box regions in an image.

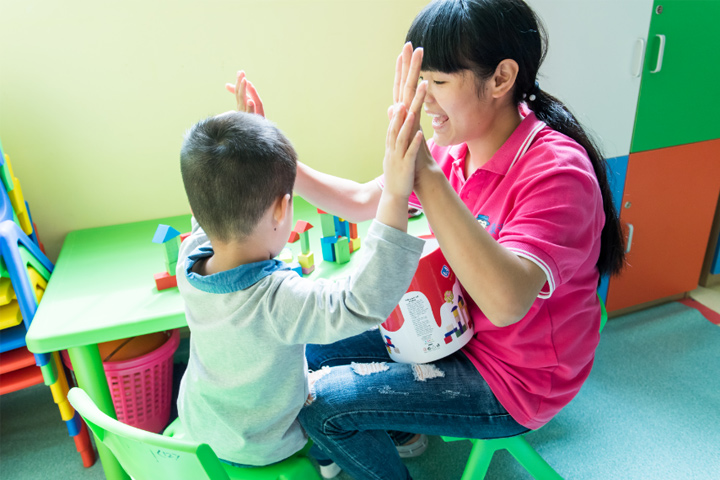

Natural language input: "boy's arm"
[266,221,425,345]
[265,79,429,346]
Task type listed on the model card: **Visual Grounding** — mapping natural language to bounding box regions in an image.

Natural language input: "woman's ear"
[490,59,519,99]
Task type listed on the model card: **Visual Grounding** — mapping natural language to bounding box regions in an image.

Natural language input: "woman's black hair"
[406,0,625,277]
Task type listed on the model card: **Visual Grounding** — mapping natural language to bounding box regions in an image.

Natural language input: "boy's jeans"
[299,330,528,480]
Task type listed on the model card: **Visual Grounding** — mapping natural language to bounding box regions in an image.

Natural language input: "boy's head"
[180,111,297,242]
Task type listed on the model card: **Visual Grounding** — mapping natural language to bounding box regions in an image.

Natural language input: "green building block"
[333,237,351,264]
[163,236,181,265]
[300,232,311,255]
[320,214,336,238]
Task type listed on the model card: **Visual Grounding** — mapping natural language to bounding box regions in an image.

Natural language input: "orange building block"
[154,271,177,290]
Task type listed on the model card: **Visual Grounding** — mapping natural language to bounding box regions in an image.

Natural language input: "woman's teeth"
[431,114,449,128]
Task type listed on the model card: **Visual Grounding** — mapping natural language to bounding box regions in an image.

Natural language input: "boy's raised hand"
[376,83,426,232]
[225,70,265,117]
[383,83,426,200]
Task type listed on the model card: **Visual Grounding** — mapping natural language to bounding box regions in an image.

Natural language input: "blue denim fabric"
[299,330,528,480]
[184,245,292,293]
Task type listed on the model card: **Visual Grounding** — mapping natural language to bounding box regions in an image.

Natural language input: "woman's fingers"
[399,43,412,102]
[237,78,248,111]
[393,53,403,104]
[402,48,423,108]
[245,80,264,117]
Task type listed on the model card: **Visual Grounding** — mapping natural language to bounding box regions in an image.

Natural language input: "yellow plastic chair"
[442,295,608,479]
[67,387,321,480]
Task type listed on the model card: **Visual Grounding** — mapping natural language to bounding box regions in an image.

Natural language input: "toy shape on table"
[316,208,360,265]
[278,247,294,263]
[288,261,303,276]
[152,224,181,291]
[287,220,316,275]
[293,220,314,254]
[333,236,351,264]
[320,235,338,262]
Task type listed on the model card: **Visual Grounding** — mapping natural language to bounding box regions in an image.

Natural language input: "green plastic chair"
[67,387,321,480]
[442,295,608,480]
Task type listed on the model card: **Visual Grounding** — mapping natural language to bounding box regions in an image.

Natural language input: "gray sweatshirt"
[177,218,424,466]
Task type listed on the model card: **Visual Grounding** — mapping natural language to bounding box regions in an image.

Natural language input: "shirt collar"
[184,245,293,294]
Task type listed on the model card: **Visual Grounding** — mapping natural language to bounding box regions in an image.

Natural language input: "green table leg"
[68,345,131,480]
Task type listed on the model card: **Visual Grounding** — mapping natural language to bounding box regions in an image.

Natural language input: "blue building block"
[337,220,350,238]
[320,235,338,262]
[152,224,181,244]
[288,261,303,276]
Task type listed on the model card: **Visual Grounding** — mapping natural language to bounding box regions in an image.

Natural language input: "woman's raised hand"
[225,70,265,117]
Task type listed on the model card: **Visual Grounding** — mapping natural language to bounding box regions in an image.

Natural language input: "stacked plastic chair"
[0,141,95,467]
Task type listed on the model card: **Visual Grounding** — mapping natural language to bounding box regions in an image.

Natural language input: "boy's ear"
[273,194,292,225]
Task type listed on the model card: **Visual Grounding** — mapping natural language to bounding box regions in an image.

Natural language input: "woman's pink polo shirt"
[381,109,605,429]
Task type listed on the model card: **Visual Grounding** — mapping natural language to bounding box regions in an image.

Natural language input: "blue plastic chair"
[0,143,95,467]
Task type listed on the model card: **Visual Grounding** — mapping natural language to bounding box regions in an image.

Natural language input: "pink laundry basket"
[62,329,179,433]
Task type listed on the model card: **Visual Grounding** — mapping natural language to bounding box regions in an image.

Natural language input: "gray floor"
[2,301,719,479]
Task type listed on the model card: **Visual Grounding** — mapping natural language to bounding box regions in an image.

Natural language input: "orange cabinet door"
[606,139,720,312]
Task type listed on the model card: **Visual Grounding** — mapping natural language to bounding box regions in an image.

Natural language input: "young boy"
[176,107,426,467]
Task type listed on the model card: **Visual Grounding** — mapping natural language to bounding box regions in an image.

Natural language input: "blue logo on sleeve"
[476,214,490,228]
[441,265,450,278]
[476,213,503,234]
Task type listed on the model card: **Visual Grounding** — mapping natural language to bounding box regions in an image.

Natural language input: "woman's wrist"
[414,159,443,199]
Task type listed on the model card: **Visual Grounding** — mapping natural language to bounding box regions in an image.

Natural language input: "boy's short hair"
[180,111,297,242]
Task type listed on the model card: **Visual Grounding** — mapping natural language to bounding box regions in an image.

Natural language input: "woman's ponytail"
[527,87,625,277]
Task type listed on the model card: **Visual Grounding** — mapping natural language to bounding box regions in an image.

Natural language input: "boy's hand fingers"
[386,104,407,149]
[405,130,425,161]
[225,83,236,94]
[395,110,417,152]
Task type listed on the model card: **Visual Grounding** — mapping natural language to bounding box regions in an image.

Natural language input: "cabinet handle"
[632,38,646,77]
[625,223,634,253]
[650,34,666,73]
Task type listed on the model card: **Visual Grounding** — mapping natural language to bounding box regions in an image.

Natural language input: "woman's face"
[420,69,492,147]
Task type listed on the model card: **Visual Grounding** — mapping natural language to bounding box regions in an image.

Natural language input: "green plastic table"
[26,196,429,480]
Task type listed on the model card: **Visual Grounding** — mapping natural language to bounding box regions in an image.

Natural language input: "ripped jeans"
[298,330,528,480]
